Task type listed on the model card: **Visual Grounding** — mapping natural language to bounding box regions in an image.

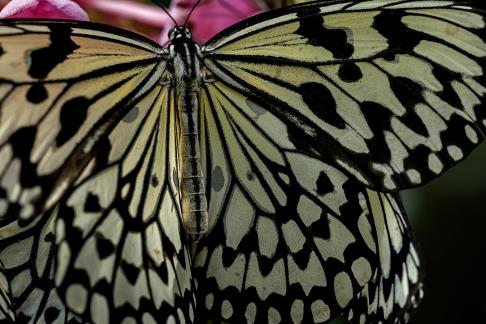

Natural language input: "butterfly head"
[168,27,192,42]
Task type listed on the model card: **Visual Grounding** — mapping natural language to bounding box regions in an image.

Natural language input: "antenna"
[183,0,203,27]
[152,0,178,27]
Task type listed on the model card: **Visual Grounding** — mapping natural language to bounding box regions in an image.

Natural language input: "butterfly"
[0,0,485,323]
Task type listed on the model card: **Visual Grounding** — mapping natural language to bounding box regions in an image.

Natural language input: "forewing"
[54,86,196,323]
[203,0,486,191]
[0,20,166,221]
[345,193,423,324]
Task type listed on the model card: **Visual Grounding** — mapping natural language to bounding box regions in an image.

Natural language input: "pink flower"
[0,0,89,20]
[0,0,266,44]
[158,0,264,44]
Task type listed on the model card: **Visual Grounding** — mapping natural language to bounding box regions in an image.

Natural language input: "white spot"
[121,183,130,199]
[406,254,419,283]
[311,299,330,323]
[297,195,321,226]
[166,316,176,324]
[205,293,214,310]
[351,257,373,286]
[290,299,304,323]
[358,212,376,253]
[279,172,289,185]
[66,284,88,314]
[447,145,463,161]
[177,308,186,324]
[0,199,6,215]
[142,313,157,324]
[19,204,34,219]
[257,216,279,258]
[221,300,233,320]
[145,223,164,266]
[465,125,478,143]
[121,317,136,324]
[405,169,421,184]
[334,272,353,308]
[282,220,305,253]
[189,303,194,322]
[224,187,255,249]
[428,153,443,174]
[245,303,257,323]
[268,307,281,323]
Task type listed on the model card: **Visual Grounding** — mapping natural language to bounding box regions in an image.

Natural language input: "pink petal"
[77,0,167,27]
[159,0,264,44]
[0,0,89,20]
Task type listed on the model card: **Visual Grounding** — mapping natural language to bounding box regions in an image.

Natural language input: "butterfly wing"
[193,0,486,321]
[202,0,486,192]
[193,80,410,322]
[0,20,166,221]
[0,20,196,322]
[0,208,80,323]
[345,193,423,324]
[0,263,14,322]
[54,85,196,323]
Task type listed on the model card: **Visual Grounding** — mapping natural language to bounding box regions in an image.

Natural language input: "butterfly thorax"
[168,26,208,239]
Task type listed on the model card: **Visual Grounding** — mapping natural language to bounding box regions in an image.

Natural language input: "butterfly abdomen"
[170,29,208,238]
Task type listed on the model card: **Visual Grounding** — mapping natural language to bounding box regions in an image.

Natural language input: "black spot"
[56,96,89,146]
[246,171,255,181]
[44,232,55,243]
[28,25,79,79]
[151,174,159,187]
[360,101,393,163]
[9,127,39,186]
[389,77,428,136]
[121,261,140,285]
[361,101,392,132]
[300,82,346,129]
[313,211,331,239]
[315,171,334,195]
[374,10,421,56]
[338,63,362,82]
[44,307,60,324]
[16,313,32,323]
[9,126,36,158]
[123,106,139,123]
[159,263,168,283]
[432,64,463,110]
[0,45,4,56]
[84,192,101,212]
[296,14,353,59]
[26,83,48,103]
[96,234,115,259]
[92,135,111,171]
[211,166,224,192]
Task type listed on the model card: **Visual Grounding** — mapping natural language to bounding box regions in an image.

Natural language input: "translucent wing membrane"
[203,0,486,191]
[345,193,423,324]
[0,209,79,324]
[0,20,166,221]
[192,81,423,322]
[54,86,196,323]
[0,262,14,322]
